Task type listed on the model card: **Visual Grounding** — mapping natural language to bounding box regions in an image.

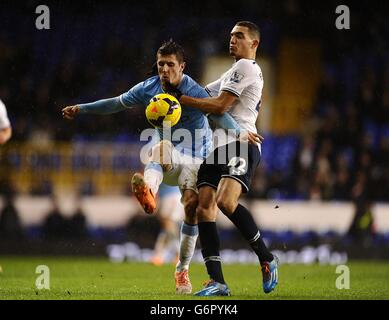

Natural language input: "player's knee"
[151,140,173,170]
[183,196,198,222]
[151,140,173,158]
[184,197,198,216]
[216,196,236,216]
[196,204,215,222]
[159,139,173,149]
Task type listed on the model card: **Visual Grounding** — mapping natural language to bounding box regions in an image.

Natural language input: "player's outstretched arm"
[62,97,126,120]
[179,91,236,115]
[165,83,234,115]
[165,82,262,144]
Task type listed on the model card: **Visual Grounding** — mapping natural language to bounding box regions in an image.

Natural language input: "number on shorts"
[228,157,247,175]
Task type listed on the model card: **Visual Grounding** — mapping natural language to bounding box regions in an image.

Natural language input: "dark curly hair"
[157,39,185,63]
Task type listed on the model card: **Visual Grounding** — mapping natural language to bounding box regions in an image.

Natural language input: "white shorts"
[161,147,203,195]
[158,191,184,222]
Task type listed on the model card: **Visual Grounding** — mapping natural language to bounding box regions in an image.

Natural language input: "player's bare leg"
[175,189,198,294]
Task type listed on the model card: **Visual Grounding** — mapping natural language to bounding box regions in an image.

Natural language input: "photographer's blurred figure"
[0,99,12,145]
[0,188,23,241]
[0,184,23,273]
[347,170,375,245]
[150,184,183,266]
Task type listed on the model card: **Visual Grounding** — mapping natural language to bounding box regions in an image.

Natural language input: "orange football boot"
[175,269,192,294]
[131,173,156,215]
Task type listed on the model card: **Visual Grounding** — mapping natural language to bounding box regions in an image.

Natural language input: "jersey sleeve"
[0,100,11,129]
[205,78,222,97]
[119,82,145,107]
[220,60,258,97]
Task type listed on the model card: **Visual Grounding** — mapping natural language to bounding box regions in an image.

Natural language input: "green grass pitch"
[0,256,388,300]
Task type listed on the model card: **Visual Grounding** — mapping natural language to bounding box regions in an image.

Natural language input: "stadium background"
[0,0,388,263]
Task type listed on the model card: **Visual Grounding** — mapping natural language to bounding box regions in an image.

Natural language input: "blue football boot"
[261,255,279,294]
[194,280,231,296]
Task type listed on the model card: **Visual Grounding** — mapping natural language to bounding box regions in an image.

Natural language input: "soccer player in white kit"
[0,99,12,145]
[168,21,278,296]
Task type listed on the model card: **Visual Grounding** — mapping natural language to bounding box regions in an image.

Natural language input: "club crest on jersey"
[229,71,244,83]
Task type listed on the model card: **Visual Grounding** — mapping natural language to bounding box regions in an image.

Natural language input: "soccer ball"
[145,93,182,128]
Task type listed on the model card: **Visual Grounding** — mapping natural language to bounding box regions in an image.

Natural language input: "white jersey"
[0,99,11,130]
[206,58,263,149]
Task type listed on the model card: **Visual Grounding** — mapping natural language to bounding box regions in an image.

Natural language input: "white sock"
[176,222,198,272]
[144,161,163,196]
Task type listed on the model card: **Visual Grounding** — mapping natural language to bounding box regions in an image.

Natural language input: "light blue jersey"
[119,75,212,159]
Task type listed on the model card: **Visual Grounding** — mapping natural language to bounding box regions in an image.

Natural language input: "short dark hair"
[235,21,260,41]
[157,39,185,63]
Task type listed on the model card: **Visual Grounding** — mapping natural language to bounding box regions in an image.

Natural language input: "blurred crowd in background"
[0,1,388,250]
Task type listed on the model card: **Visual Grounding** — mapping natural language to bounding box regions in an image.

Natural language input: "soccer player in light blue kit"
[150,183,183,266]
[62,40,255,294]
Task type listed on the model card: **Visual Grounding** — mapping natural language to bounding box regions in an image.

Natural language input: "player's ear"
[180,61,186,72]
[252,39,259,49]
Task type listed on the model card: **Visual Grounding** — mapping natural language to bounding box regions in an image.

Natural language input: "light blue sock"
[144,161,163,195]
[176,222,199,271]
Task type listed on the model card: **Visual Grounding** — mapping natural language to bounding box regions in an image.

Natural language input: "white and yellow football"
[145,93,181,128]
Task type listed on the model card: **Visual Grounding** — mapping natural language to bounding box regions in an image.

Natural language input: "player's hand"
[62,105,80,120]
[239,131,264,145]
[165,82,183,101]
